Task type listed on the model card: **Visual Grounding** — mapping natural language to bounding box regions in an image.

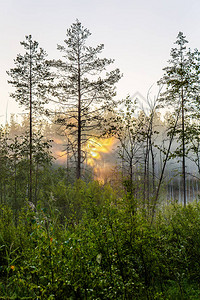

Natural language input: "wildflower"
[50,237,53,243]
[10,265,15,270]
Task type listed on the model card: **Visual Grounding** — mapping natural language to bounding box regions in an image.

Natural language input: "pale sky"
[0,0,200,124]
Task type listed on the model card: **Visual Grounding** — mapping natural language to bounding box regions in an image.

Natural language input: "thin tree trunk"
[130,157,133,195]
[143,138,149,209]
[147,145,150,211]
[34,162,39,204]
[4,179,6,203]
[150,139,156,196]
[77,52,81,180]
[181,86,186,206]
[0,181,2,204]
[122,147,125,179]
[151,107,181,224]
[66,138,69,183]
[188,173,190,202]
[14,158,17,209]
[192,177,195,201]
[179,170,181,203]
[171,179,174,202]
[29,40,33,203]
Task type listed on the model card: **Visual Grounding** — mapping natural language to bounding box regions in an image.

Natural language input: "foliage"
[0,129,54,209]
[1,182,200,299]
[7,35,52,111]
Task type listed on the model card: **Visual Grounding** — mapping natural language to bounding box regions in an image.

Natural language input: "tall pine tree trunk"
[77,53,81,179]
[181,86,186,206]
[29,40,33,203]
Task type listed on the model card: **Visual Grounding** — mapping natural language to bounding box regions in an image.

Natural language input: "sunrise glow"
[85,137,116,165]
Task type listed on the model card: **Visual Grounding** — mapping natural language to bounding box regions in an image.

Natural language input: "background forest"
[1,21,200,299]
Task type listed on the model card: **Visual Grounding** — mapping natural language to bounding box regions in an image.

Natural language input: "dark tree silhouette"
[50,20,121,179]
[7,35,52,203]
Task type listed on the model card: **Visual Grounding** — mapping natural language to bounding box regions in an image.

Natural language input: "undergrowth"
[0,180,200,299]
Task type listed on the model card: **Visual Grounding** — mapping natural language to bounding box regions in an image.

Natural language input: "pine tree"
[7,35,52,203]
[50,20,121,179]
[158,32,200,206]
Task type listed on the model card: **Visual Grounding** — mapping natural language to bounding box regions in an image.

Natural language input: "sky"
[0,0,200,124]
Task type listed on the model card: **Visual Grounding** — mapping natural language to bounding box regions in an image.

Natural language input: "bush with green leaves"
[1,182,200,299]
